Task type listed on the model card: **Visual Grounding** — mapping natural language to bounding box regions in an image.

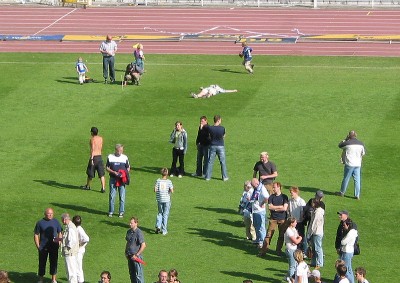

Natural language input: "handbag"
[354,242,360,255]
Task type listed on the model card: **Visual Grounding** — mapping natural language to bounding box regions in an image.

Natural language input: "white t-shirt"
[288,196,306,222]
[295,261,309,283]
[284,226,298,251]
[251,183,269,214]
[338,278,350,283]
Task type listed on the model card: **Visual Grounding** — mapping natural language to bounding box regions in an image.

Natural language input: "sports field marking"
[0,61,399,70]
[33,8,77,36]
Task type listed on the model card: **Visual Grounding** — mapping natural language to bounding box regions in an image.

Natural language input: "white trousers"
[64,255,78,283]
[77,250,85,283]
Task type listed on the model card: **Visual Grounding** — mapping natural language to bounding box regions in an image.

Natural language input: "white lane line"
[33,8,77,36]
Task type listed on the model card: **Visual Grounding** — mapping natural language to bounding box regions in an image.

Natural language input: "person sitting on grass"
[124,62,144,86]
[191,84,237,98]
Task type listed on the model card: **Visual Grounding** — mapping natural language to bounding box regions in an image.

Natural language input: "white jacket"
[341,228,358,253]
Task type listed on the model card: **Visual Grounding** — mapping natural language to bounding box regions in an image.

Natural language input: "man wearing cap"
[335,210,358,255]
[310,269,326,283]
[253,152,278,195]
[336,130,366,200]
[99,35,117,84]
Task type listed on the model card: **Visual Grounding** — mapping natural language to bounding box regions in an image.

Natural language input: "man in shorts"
[82,127,106,193]
[191,85,237,98]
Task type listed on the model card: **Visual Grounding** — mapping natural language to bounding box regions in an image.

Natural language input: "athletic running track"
[1,6,400,56]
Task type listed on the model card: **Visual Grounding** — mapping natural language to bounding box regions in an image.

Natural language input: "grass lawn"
[0,52,399,282]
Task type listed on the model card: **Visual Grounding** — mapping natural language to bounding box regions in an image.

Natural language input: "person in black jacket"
[335,210,358,254]
[192,116,210,177]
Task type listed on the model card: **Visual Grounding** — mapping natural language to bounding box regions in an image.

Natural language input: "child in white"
[294,249,310,283]
[72,215,90,283]
[155,167,174,235]
[76,57,88,85]
[238,180,255,241]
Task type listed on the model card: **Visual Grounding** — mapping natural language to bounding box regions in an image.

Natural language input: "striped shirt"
[155,178,173,203]
[99,40,117,57]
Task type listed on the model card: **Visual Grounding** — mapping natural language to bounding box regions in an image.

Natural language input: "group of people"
[33,208,89,283]
[168,115,229,181]
[236,129,367,283]
[76,35,145,86]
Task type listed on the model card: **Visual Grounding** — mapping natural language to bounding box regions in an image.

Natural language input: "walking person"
[336,130,366,200]
[34,208,63,283]
[72,215,89,283]
[169,121,188,178]
[192,116,210,177]
[239,41,254,74]
[100,35,117,84]
[154,168,174,235]
[81,126,106,193]
[205,115,228,181]
[106,144,131,218]
[125,217,146,283]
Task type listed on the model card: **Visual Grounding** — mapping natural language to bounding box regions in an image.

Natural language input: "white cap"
[311,270,320,278]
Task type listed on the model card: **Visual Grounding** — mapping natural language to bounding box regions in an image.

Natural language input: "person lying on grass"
[191,85,237,98]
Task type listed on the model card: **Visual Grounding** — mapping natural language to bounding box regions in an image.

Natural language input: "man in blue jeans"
[336,130,365,200]
[106,144,130,218]
[205,115,228,181]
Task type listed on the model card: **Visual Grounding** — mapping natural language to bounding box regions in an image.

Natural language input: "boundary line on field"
[0,61,399,70]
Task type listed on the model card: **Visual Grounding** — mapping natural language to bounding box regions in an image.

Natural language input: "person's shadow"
[33,179,81,190]
[212,68,243,74]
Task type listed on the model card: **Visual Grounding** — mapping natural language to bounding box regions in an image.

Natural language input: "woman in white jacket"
[307,198,324,268]
[340,219,358,283]
[72,215,90,283]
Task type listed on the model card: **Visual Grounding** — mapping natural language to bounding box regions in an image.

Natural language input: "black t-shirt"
[268,193,289,220]
[253,161,277,184]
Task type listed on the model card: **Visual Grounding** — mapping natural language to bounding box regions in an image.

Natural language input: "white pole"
[314,0,317,9]
[257,0,260,7]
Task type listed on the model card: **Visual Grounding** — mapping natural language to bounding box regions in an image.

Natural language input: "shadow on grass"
[34,179,81,190]
[50,202,105,216]
[131,166,161,175]
[282,184,340,198]
[212,68,243,74]
[219,218,243,228]
[195,206,238,215]
[56,77,103,85]
[221,269,284,282]
[8,271,37,283]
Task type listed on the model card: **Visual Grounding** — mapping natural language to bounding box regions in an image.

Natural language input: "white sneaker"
[178,175,182,178]
[191,93,198,98]
[108,213,113,217]
[170,174,174,177]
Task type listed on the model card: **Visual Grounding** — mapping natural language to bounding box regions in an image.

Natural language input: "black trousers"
[170,148,185,176]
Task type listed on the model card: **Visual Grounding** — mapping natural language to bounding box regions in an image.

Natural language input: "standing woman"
[340,219,358,283]
[169,121,188,178]
[133,43,145,70]
[307,198,325,269]
[284,217,302,282]
[72,215,90,283]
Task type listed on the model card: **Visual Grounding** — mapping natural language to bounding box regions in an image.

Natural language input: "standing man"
[61,213,79,283]
[253,152,278,195]
[82,126,106,193]
[193,116,210,177]
[106,144,131,218]
[34,208,62,283]
[205,115,228,181]
[250,178,269,249]
[259,182,289,256]
[100,35,117,84]
[125,217,146,283]
[336,130,366,200]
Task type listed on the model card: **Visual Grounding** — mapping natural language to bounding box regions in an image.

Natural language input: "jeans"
[102,56,115,81]
[196,144,209,176]
[205,145,228,180]
[109,178,125,214]
[252,212,266,245]
[311,234,324,267]
[128,256,145,283]
[170,148,185,176]
[340,252,354,283]
[340,165,361,198]
[286,248,297,278]
[38,245,59,276]
[156,201,171,234]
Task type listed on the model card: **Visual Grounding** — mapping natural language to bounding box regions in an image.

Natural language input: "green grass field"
[0,53,399,283]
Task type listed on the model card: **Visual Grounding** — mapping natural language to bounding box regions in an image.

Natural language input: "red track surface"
[1,6,400,56]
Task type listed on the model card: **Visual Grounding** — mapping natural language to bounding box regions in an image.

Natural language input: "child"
[355,267,369,283]
[238,180,255,241]
[154,168,174,235]
[76,57,89,85]
[239,41,254,74]
[72,215,90,283]
[294,249,310,283]
[133,43,145,70]
[336,264,350,283]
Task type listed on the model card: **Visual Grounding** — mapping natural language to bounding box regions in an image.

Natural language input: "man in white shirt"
[99,35,117,84]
